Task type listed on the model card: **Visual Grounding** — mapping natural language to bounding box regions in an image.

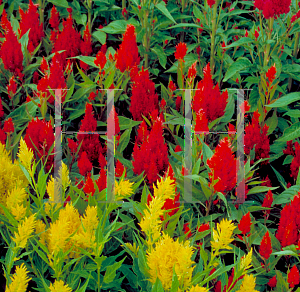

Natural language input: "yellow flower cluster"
[147,232,195,290]
[189,285,209,292]
[6,263,31,292]
[211,219,235,253]
[12,214,36,249]
[0,142,27,213]
[236,274,259,292]
[49,280,72,292]
[114,179,134,201]
[139,176,175,245]
[6,186,28,221]
[17,137,34,175]
[239,248,253,273]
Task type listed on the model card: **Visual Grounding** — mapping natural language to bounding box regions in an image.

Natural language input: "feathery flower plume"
[189,285,209,292]
[238,212,252,235]
[239,248,253,272]
[6,263,31,292]
[115,179,134,200]
[260,231,272,260]
[175,42,187,60]
[49,280,72,292]
[236,274,259,292]
[13,214,36,249]
[211,219,235,252]
[17,137,34,173]
[6,186,28,221]
[288,265,300,288]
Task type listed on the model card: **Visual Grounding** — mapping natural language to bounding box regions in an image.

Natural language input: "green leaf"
[170,266,180,292]
[117,128,132,153]
[246,186,278,195]
[265,92,300,108]
[155,1,176,24]
[118,116,141,130]
[223,58,252,82]
[103,257,125,284]
[165,23,201,29]
[273,185,300,205]
[276,122,300,142]
[93,30,107,45]
[265,110,278,135]
[101,20,127,34]
[73,56,98,69]
[151,46,167,69]
[152,277,164,292]
[47,0,69,7]
[223,37,253,49]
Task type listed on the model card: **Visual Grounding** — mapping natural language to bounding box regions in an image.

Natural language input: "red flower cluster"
[0,25,23,79]
[276,192,300,247]
[132,117,169,186]
[3,118,14,133]
[244,110,270,164]
[52,14,81,69]
[288,265,300,288]
[291,10,300,23]
[7,76,17,99]
[77,103,103,165]
[18,0,44,53]
[194,109,209,133]
[24,118,54,172]
[254,0,291,18]
[175,42,187,60]
[260,231,272,260]
[80,24,93,71]
[36,53,67,104]
[94,50,107,70]
[192,63,228,122]
[207,0,216,8]
[129,68,158,121]
[115,160,126,177]
[207,137,236,194]
[115,24,140,72]
[266,64,276,85]
[262,190,273,215]
[238,212,251,235]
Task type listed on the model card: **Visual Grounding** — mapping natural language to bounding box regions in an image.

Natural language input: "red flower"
[262,190,273,210]
[129,68,158,121]
[3,118,14,133]
[122,7,127,17]
[260,231,272,260]
[245,30,249,37]
[266,64,276,85]
[254,29,259,41]
[107,107,120,139]
[176,95,181,112]
[183,223,192,238]
[115,160,126,177]
[68,138,78,154]
[18,0,44,53]
[288,265,300,288]
[94,50,107,70]
[83,174,96,196]
[40,57,49,73]
[238,212,252,235]
[0,128,6,145]
[49,5,60,30]
[175,145,182,152]
[239,100,250,115]
[255,0,291,18]
[207,137,236,194]
[0,26,23,79]
[198,223,210,233]
[267,276,277,288]
[96,168,107,192]
[168,80,176,92]
[7,76,17,99]
[78,151,93,177]
[192,63,228,122]
[175,42,187,60]
[0,10,11,32]
[188,61,197,80]
[80,24,93,71]
[283,140,295,156]
[194,109,209,133]
[52,14,81,69]
[115,24,140,72]
[24,118,54,172]
[207,0,216,7]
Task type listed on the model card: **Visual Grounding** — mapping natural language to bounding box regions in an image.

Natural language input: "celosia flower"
[17,137,34,172]
[0,26,24,79]
[267,275,277,288]
[59,162,71,190]
[132,117,169,185]
[239,248,253,272]
[207,0,216,7]
[189,285,209,292]
[176,95,181,112]
[13,214,36,249]
[6,186,28,221]
[236,274,259,292]
[78,151,93,177]
[198,223,210,233]
[68,138,78,154]
[254,0,291,19]
[266,64,276,85]
[283,140,295,156]
[238,212,252,235]
[115,160,126,177]
[49,6,60,30]
[7,75,17,98]
[94,50,107,69]
[188,61,197,80]
[3,117,14,133]
[115,179,134,200]
[6,263,31,292]
[115,24,140,72]
[96,168,107,192]
[80,24,92,70]
[147,232,195,290]
[49,280,72,292]
[194,109,209,133]
[168,80,176,92]
[260,231,272,260]
[254,29,259,41]
[18,0,44,53]
[184,223,192,238]
[211,218,235,252]
[192,63,228,122]
[24,118,54,173]
[52,14,81,69]
[129,67,159,121]
[0,9,11,32]
[40,57,49,73]
[175,42,187,60]
[83,174,96,196]
[207,137,236,194]
[288,265,300,288]
[262,189,273,211]
[35,219,46,245]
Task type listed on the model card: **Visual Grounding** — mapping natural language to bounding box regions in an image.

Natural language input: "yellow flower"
[189,285,209,292]
[17,137,34,173]
[35,220,46,246]
[122,242,140,257]
[211,219,235,252]
[6,263,31,292]
[147,232,195,290]
[49,280,72,292]
[115,179,134,200]
[153,176,175,201]
[6,186,28,221]
[239,248,253,272]
[236,274,259,292]
[0,143,28,214]
[45,176,62,215]
[13,214,36,249]
[59,162,71,190]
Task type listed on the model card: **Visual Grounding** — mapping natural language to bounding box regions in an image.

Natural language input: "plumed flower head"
[175,42,187,60]
[6,263,31,292]
[211,218,235,252]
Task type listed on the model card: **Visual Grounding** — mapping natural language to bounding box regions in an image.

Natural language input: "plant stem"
[263,17,274,67]
[210,2,218,74]
[288,32,299,91]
